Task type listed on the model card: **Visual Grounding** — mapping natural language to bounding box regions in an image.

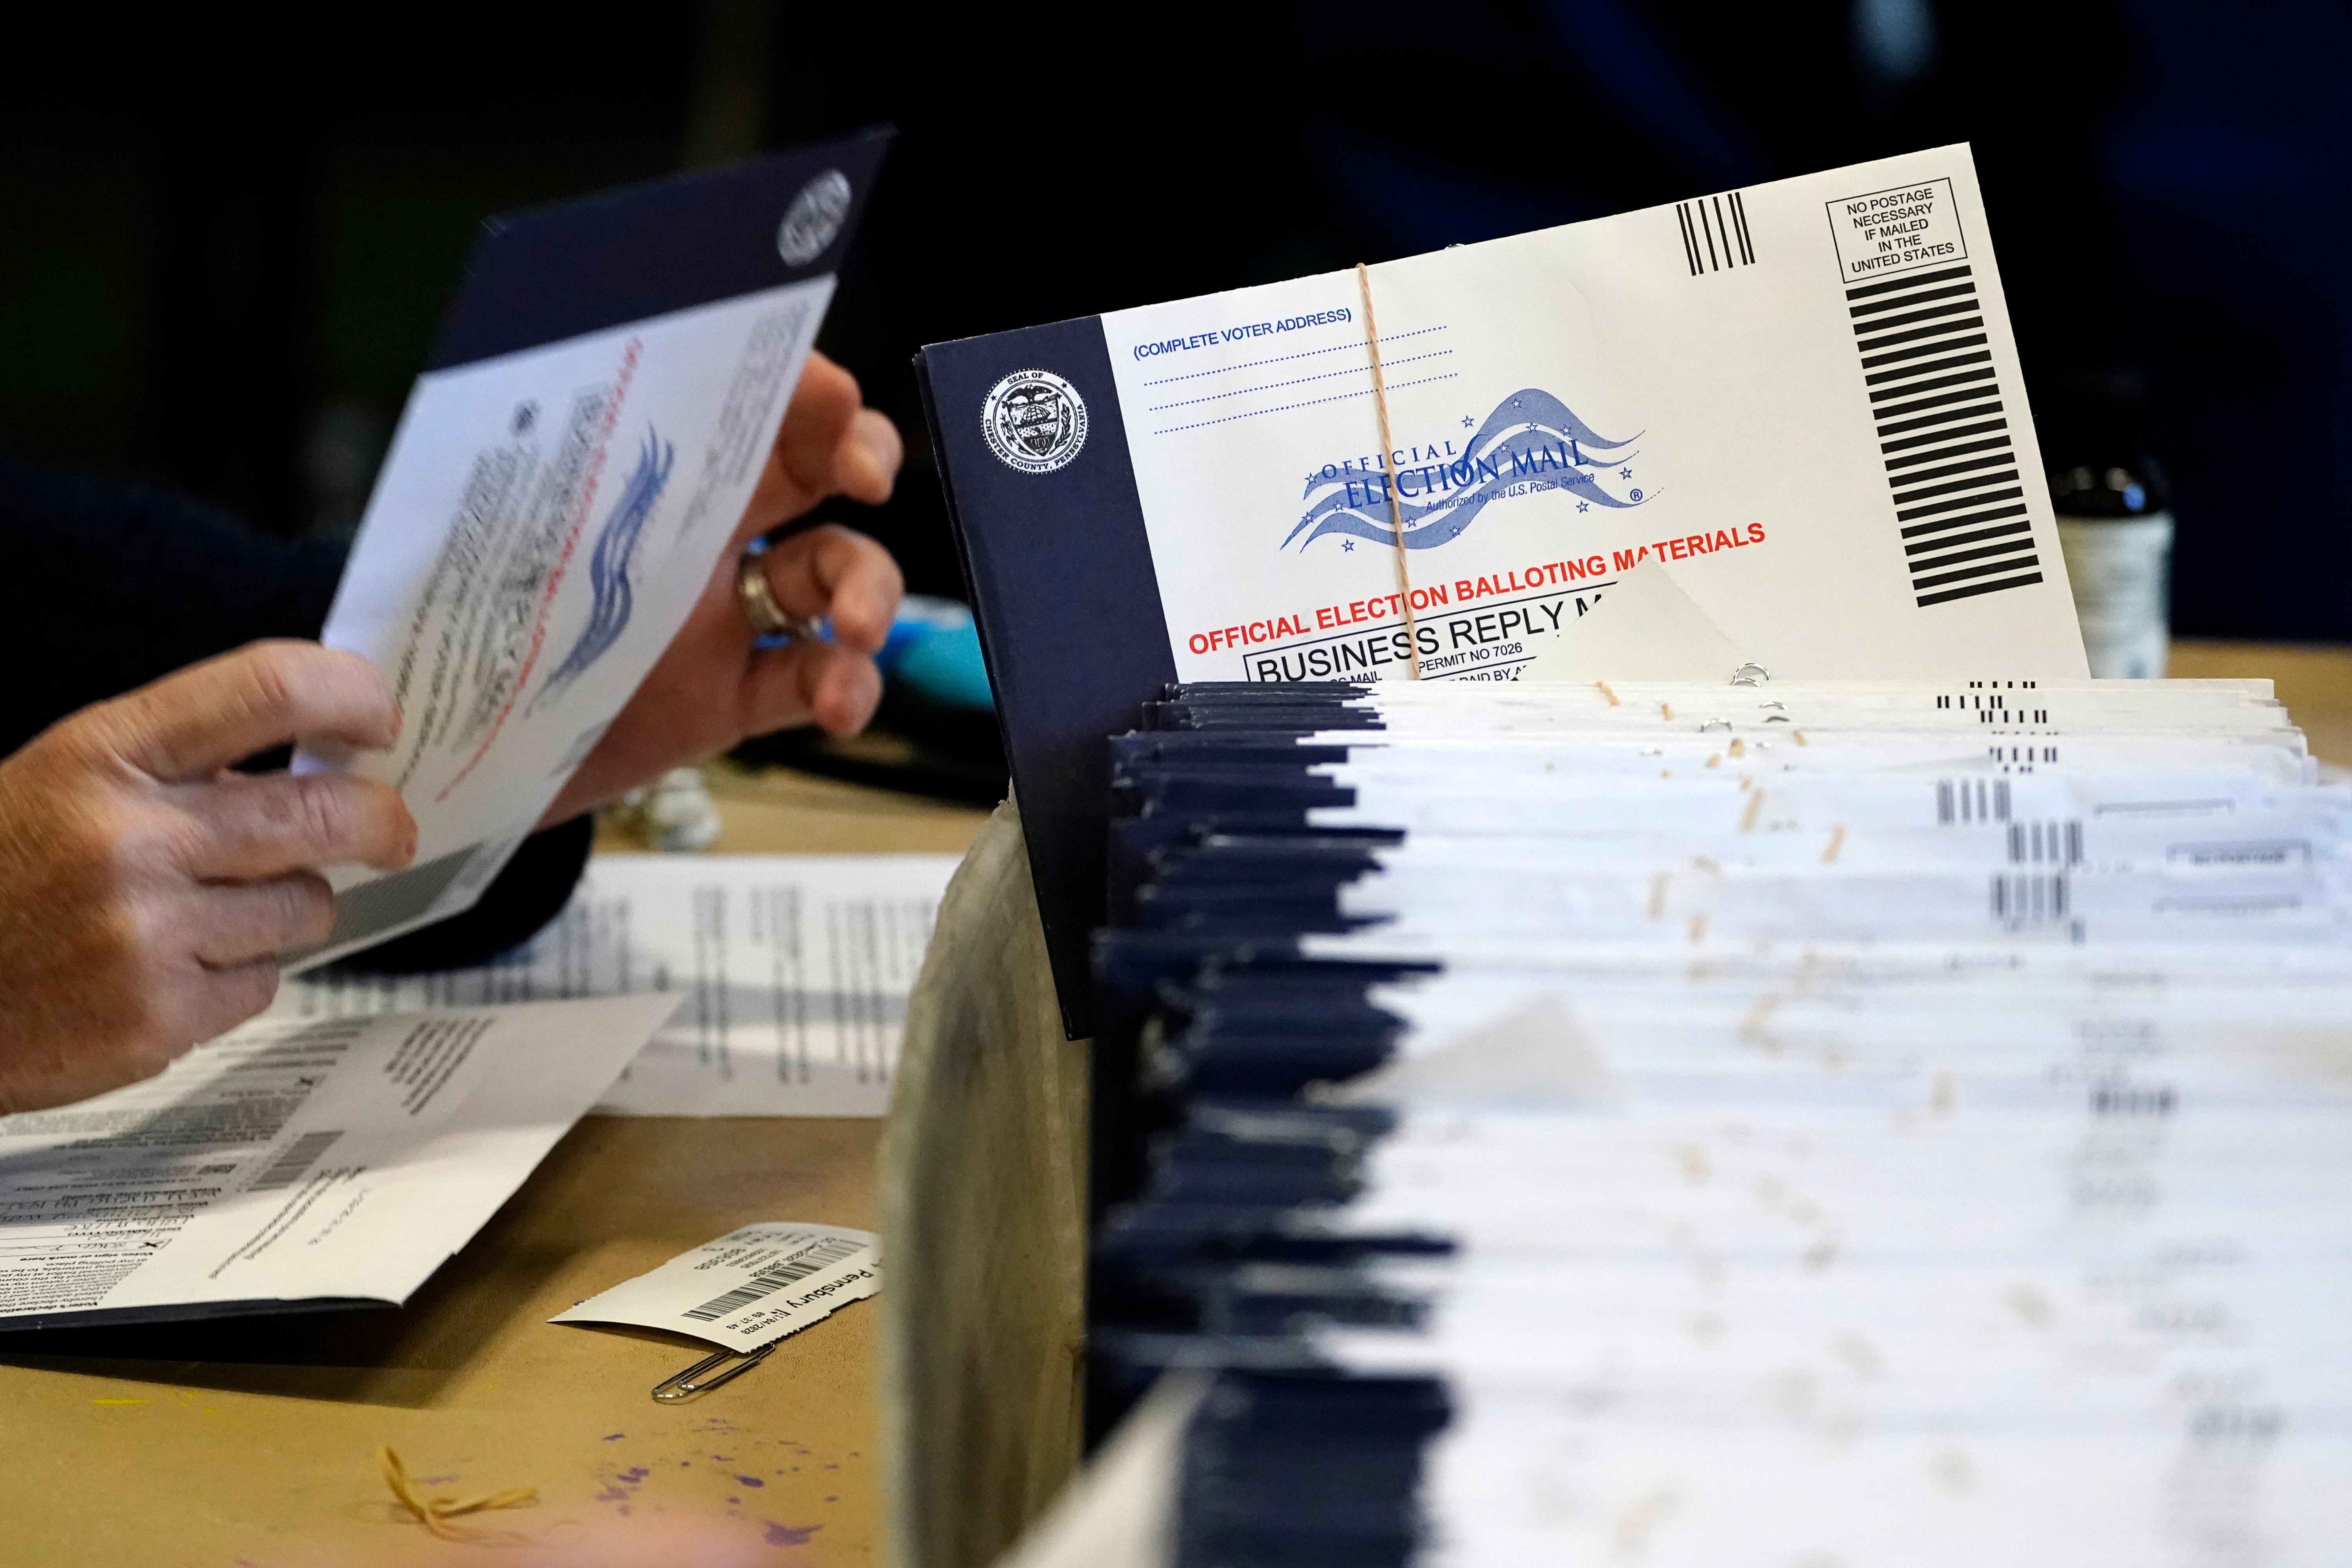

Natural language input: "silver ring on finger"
[736,549,826,642]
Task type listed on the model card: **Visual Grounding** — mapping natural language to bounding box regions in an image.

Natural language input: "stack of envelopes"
[1089,676,2352,1566]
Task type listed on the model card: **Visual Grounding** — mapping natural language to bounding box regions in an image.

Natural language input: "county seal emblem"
[777,170,853,267]
[980,369,1089,474]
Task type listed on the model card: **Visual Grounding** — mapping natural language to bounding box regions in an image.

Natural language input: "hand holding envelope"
[0,642,417,1114]
[296,132,893,968]
[535,351,907,828]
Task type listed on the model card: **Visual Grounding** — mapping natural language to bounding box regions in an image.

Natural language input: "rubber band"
[378,1445,539,1547]
[1355,263,1421,679]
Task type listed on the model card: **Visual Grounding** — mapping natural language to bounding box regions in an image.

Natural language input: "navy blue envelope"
[917,323,1180,1036]
[433,125,892,371]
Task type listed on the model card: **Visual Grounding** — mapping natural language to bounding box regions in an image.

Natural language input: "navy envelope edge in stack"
[1093,681,1442,1568]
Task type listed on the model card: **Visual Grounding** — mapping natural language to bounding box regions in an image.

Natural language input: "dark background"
[2,1,2344,637]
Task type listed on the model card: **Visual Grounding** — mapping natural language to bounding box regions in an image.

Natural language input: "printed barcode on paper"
[248,1131,343,1193]
[684,1235,866,1322]
[1991,872,2070,924]
[1677,191,1755,276]
[1935,779,2011,824]
[1838,258,2042,608]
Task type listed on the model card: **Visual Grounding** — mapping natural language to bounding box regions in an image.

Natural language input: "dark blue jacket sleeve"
[0,451,593,971]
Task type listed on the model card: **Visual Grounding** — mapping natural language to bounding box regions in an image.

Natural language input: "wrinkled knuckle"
[80,802,164,886]
[240,641,308,723]
[295,777,354,856]
[283,875,335,943]
[106,903,170,975]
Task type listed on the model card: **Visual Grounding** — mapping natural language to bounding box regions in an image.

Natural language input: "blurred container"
[2045,374,2172,679]
[2052,461,2172,679]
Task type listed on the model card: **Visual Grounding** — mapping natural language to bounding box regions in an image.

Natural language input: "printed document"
[276,854,960,1117]
[0,994,678,1330]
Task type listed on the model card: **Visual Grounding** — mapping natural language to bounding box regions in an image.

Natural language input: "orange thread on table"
[379,1446,539,1546]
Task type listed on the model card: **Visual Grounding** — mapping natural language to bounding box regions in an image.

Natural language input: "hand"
[0,641,417,1114]
[539,350,906,826]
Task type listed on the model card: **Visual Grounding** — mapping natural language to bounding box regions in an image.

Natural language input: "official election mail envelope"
[292,129,889,969]
[917,143,2086,1033]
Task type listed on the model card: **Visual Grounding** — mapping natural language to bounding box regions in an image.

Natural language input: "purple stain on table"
[736,1475,765,1488]
[603,1432,626,1441]
[825,1495,838,1503]
[764,1522,822,1547]
[597,1486,629,1503]
[711,1454,733,1462]
[619,1467,650,1484]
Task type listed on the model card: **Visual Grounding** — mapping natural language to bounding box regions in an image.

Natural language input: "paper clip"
[1730,662,1771,686]
[651,1340,779,1402]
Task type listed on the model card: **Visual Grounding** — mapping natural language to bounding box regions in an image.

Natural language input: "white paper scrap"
[553,1223,881,1349]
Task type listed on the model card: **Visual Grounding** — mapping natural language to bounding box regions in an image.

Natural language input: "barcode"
[1936,779,2011,824]
[1991,872,2069,924]
[684,1236,866,1323]
[1843,261,2042,608]
[1934,692,2050,722]
[1677,192,1754,276]
[2007,820,2083,866]
[248,1130,342,1193]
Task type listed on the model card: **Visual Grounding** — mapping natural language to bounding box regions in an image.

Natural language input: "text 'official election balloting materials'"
[919,144,2076,1033]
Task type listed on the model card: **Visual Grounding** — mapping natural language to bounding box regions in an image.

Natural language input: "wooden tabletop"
[0,767,989,1568]
[2169,639,2352,766]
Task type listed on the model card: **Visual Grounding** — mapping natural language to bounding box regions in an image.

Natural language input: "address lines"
[1146,350,1454,414]
[1151,372,1462,437]
[1137,325,1451,389]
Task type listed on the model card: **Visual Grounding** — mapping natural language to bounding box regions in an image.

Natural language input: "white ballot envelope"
[292,131,888,969]
[920,142,2087,1033]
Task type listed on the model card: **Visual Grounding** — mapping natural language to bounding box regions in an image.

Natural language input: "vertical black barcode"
[248,1131,343,1193]
[1935,779,2012,824]
[1844,263,2043,607]
[2007,820,2084,866]
[1677,192,1755,276]
[1991,873,2070,924]
[683,1236,866,1323]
